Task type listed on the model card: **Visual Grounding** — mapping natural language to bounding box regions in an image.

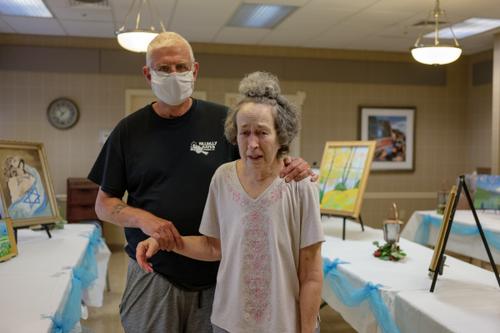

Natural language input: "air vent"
[69,0,109,8]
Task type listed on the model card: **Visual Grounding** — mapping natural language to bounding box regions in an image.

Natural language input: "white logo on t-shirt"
[190,141,217,156]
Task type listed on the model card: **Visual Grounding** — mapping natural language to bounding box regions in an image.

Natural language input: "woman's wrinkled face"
[236,102,280,169]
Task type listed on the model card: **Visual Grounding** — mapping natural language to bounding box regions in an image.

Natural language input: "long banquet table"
[0,223,110,333]
[401,210,500,263]
[321,217,500,333]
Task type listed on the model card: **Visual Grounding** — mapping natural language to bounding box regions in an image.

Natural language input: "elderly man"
[88,32,312,333]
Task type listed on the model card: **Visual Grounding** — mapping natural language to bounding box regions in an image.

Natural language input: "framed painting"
[318,141,375,219]
[0,140,60,227]
[360,106,415,171]
[473,175,500,211]
[429,185,458,275]
[0,218,17,262]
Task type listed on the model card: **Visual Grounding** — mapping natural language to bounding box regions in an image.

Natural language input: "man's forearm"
[95,188,183,249]
[95,190,148,229]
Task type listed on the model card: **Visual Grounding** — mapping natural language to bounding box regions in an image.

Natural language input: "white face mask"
[150,70,194,106]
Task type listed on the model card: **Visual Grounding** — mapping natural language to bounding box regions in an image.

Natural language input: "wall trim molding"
[364,192,436,199]
[0,33,411,62]
[56,194,67,202]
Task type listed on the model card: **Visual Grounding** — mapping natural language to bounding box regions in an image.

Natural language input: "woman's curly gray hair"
[224,71,300,158]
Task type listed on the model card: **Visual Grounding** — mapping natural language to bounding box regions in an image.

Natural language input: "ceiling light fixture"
[116,0,166,53]
[411,0,462,66]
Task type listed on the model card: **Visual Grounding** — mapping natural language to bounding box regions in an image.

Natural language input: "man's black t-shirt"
[88,99,238,289]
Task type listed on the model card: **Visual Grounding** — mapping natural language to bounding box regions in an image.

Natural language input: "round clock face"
[47,98,79,129]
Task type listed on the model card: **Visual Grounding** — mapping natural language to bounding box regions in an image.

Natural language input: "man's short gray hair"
[146,32,195,67]
[224,71,300,158]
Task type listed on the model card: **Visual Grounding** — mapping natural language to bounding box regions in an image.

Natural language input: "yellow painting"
[0,218,17,262]
[319,141,375,218]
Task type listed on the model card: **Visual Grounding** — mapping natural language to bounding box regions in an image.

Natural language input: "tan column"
[493,33,500,174]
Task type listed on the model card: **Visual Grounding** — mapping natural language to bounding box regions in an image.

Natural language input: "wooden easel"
[429,175,500,292]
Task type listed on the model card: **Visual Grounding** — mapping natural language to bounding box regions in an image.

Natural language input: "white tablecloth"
[402,210,500,263]
[321,217,500,333]
[0,223,110,333]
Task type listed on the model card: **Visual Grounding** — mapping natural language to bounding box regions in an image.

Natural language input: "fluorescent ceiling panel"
[424,18,500,39]
[0,0,52,18]
[227,3,298,29]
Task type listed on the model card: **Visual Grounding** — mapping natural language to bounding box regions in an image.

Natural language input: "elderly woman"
[137,72,324,333]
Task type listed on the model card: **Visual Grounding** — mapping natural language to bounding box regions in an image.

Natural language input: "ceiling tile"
[173,24,224,43]
[261,4,354,46]
[50,7,112,22]
[60,20,116,37]
[0,17,14,33]
[308,0,381,11]
[1,16,65,35]
[3,0,500,54]
[170,0,239,30]
[214,27,271,45]
[111,0,176,29]
[344,10,419,28]
[370,0,432,12]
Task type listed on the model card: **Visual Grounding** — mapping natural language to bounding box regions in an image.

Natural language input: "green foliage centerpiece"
[373,241,406,261]
[373,203,407,261]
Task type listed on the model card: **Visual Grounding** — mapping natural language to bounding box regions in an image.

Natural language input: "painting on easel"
[0,140,60,227]
[429,185,457,275]
[474,175,500,212]
[318,141,375,219]
[0,218,17,262]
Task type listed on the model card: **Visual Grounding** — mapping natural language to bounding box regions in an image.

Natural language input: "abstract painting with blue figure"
[2,156,52,219]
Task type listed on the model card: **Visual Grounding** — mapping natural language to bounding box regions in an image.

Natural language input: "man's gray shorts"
[119,258,215,333]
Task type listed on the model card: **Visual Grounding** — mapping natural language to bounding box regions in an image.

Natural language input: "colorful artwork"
[319,141,375,218]
[0,218,17,262]
[474,175,500,211]
[360,107,415,171]
[0,141,60,227]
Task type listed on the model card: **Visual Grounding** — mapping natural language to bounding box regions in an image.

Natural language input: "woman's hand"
[136,237,160,273]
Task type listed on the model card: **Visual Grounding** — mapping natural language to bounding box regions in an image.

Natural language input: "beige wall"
[0,35,493,234]
[464,52,493,173]
[0,70,147,194]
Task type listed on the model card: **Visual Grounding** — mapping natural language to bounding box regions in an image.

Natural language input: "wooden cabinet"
[66,178,99,223]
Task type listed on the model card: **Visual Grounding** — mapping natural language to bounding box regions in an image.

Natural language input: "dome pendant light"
[411,0,462,65]
[116,0,166,53]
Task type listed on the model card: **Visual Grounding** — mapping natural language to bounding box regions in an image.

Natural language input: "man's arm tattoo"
[111,203,127,216]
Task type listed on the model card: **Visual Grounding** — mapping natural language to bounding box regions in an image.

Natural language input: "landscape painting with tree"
[319,141,375,218]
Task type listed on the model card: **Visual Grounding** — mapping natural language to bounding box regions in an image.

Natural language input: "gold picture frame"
[318,141,375,219]
[0,218,17,262]
[429,185,458,274]
[0,140,61,227]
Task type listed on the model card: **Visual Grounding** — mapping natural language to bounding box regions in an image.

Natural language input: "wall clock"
[47,98,79,130]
